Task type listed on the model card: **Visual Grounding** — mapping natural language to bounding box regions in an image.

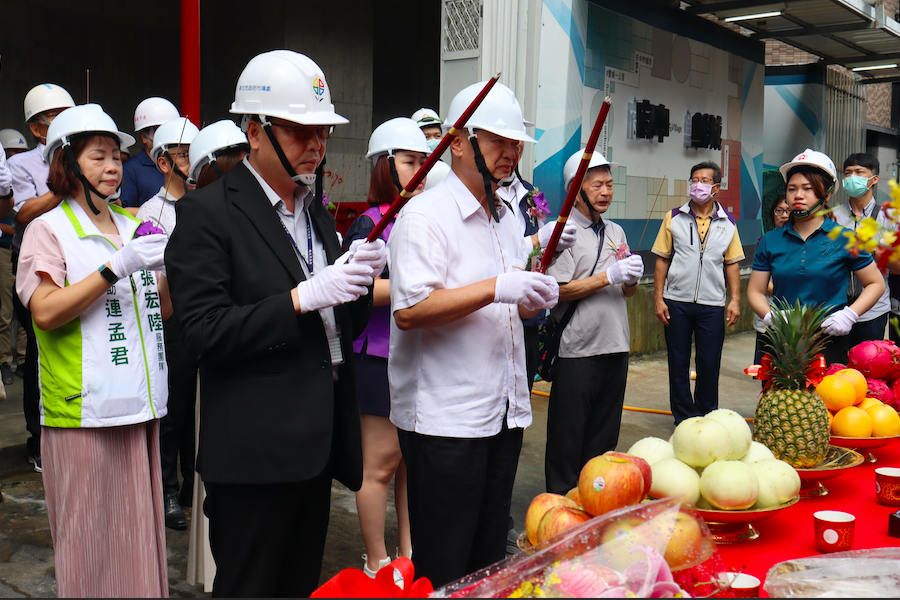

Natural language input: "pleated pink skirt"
[41,420,169,598]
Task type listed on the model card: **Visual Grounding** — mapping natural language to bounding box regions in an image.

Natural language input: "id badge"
[325,324,344,366]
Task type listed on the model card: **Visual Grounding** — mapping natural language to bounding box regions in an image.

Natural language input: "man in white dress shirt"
[388,82,559,587]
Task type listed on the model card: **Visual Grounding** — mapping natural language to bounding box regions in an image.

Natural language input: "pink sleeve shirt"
[17,219,122,309]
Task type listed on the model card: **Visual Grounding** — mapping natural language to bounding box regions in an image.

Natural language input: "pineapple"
[753,300,832,468]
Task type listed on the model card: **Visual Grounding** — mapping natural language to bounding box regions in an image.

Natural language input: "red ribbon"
[744,354,826,391]
[311,557,433,598]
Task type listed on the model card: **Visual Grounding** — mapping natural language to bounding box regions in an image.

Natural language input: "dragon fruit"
[888,379,900,411]
[848,340,900,380]
[866,378,895,405]
[824,363,847,377]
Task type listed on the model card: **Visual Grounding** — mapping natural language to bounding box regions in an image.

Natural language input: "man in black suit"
[166,51,386,598]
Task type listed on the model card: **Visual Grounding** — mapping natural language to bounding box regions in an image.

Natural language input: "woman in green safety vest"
[16,104,170,597]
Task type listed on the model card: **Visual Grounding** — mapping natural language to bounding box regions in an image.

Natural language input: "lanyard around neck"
[278,210,314,276]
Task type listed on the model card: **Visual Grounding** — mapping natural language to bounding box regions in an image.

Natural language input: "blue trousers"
[664,300,725,424]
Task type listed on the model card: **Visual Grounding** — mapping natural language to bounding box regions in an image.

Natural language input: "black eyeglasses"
[773,208,790,216]
[269,123,335,140]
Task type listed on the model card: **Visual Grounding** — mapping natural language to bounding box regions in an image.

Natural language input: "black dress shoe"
[165,493,187,530]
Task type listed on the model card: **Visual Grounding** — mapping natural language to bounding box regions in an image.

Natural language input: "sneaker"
[28,454,42,473]
[506,527,522,555]
[361,554,391,578]
[1,364,12,385]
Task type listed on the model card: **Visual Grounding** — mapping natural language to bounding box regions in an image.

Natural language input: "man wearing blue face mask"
[832,153,898,346]
[651,161,744,424]
[412,108,444,153]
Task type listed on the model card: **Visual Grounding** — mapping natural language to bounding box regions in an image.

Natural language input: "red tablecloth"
[715,439,900,595]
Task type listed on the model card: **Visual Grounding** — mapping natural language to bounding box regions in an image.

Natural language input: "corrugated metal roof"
[684,0,900,82]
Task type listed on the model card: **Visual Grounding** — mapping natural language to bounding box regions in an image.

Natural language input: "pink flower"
[134,221,164,238]
[615,242,631,261]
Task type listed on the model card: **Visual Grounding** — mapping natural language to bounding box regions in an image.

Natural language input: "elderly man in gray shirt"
[544,150,643,495]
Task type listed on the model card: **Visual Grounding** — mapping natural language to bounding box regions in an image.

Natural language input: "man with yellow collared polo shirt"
[652,161,743,425]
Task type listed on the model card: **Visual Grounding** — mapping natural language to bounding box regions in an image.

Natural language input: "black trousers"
[160,321,197,499]
[398,424,524,588]
[544,353,629,495]
[11,251,39,457]
[848,312,889,348]
[204,471,332,598]
[664,300,724,424]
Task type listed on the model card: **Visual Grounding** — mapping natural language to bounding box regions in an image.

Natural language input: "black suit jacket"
[166,162,370,489]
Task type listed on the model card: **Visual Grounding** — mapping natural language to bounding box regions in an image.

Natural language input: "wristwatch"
[98,264,120,283]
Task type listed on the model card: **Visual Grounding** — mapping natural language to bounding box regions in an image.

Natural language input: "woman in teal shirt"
[748,149,884,365]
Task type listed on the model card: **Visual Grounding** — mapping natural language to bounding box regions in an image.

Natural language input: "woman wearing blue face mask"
[831,153,897,347]
[748,149,885,365]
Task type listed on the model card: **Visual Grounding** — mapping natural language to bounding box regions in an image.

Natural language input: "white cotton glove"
[349,238,388,275]
[109,234,168,278]
[821,306,859,337]
[607,254,643,286]
[537,220,578,252]
[296,263,375,313]
[494,271,560,311]
[761,310,789,327]
[621,254,644,285]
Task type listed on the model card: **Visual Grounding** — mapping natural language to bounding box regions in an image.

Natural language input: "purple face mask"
[690,182,715,205]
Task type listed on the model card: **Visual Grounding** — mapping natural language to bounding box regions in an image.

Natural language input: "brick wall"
[765,40,816,66]
[867,83,893,128]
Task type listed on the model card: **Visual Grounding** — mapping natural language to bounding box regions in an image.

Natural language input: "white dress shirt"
[0,144,12,198]
[388,169,531,438]
[242,158,340,377]
[8,144,50,252]
[496,177,537,261]
[832,198,894,322]
[135,186,179,235]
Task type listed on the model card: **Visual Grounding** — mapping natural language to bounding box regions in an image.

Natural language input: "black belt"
[0,242,11,249]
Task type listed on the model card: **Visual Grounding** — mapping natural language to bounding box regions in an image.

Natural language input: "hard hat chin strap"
[63,142,115,216]
[259,116,316,187]
[579,189,600,224]
[790,185,832,219]
[469,132,512,223]
[387,154,403,196]
[163,150,191,195]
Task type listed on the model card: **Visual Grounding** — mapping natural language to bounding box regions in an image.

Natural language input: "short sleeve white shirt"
[388,170,532,438]
[832,199,894,322]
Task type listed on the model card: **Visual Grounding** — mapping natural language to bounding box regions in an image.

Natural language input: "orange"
[831,406,873,438]
[858,397,883,412]
[866,405,900,437]
[817,375,859,412]
[828,410,834,428]
[833,369,868,403]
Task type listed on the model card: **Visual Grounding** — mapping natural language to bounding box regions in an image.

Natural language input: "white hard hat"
[150,117,200,162]
[423,160,451,190]
[411,108,442,129]
[563,148,618,192]
[779,149,837,183]
[23,84,75,123]
[366,118,431,165]
[188,120,249,182]
[230,50,349,126]
[0,129,29,150]
[134,97,180,132]
[443,82,536,143]
[43,104,136,163]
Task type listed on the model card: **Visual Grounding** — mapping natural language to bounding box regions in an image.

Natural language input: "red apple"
[663,511,709,571]
[578,455,645,517]
[525,493,577,545]
[566,487,583,508]
[536,506,592,544]
[604,451,652,499]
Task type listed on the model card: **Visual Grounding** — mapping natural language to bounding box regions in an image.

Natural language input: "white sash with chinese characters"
[30,201,168,428]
